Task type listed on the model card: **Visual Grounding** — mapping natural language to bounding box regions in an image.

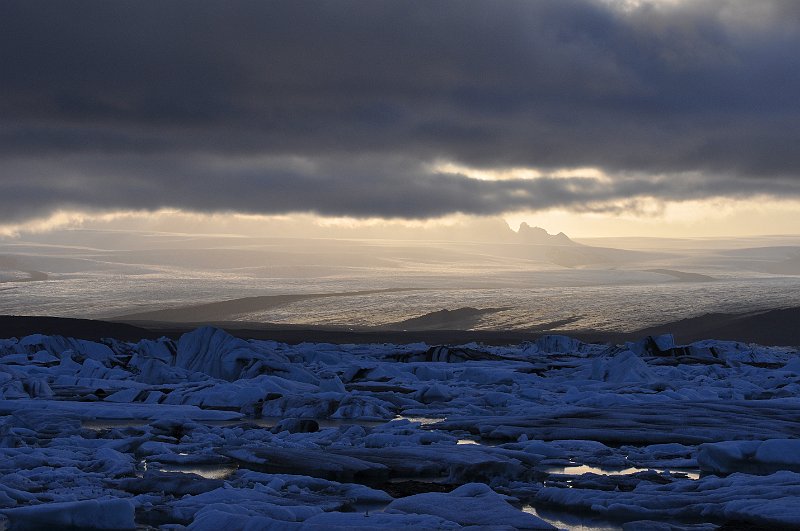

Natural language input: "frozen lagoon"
[0,327,799,529]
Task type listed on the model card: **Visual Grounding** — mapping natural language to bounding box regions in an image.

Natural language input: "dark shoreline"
[2,306,799,346]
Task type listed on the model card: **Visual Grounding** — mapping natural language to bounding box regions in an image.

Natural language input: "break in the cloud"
[1,0,799,224]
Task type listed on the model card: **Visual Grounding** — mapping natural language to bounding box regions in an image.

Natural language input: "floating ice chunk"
[0,498,135,530]
[78,358,130,380]
[530,335,586,354]
[232,470,393,505]
[409,364,453,382]
[513,440,567,459]
[173,487,323,523]
[177,327,265,381]
[0,354,31,365]
[318,373,346,393]
[417,383,453,403]
[0,398,243,422]
[104,388,143,403]
[623,443,697,469]
[685,340,791,364]
[143,390,164,404]
[302,511,461,529]
[458,366,516,385]
[0,338,18,352]
[176,327,315,383]
[536,470,800,525]
[270,418,320,434]
[18,334,116,363]
[52,349,82,373]
[590,350,657,384]
[784,356,800,373]
[623,521,716,530]
[130,338,175,365]
[699,439,800,475]
[723,497,800,527]
[131,358,201,385]
[115,470,224,496]
[330,395,394,420]
[386,482,555,529]
[31,350,58,364]
[222,447,390,484]
[23,378,53,398]
[396,345,506,363]
[626,334,676,357]
[0,481,36,506]
[94,447,137,477]
[185,508,286,530]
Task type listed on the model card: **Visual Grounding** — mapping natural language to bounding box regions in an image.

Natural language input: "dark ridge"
[112,306,800,346]
[631,307,800,346]
[2,307,799,346]
[0,314,615,345]
[0,315,162,342]
[525,316,584,331]
[385,307,510,331]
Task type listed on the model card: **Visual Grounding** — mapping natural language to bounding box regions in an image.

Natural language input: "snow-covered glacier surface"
[0,327,799,530]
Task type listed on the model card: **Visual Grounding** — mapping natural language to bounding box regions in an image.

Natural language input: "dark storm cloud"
[5,155,798,222]
[1,0,800,222]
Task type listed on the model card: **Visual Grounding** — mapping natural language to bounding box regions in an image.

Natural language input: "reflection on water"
[545,464,700,480]
[138,458,238,480]
[157,464,239,480]
[82,418,150,430]
[523,505,623,531]
[393,415,446,425]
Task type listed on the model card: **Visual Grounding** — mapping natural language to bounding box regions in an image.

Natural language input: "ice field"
[0,327,799,529]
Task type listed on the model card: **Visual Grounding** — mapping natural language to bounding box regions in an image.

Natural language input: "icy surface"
[385,482,555,529]
[0,327,798,529]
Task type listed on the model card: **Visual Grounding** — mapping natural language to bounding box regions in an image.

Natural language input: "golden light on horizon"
[4,195,800,240]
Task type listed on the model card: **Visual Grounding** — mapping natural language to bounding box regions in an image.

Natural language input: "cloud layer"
[2,0,799,223]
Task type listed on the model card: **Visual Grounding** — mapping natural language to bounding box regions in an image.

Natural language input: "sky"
[2,0,800,238]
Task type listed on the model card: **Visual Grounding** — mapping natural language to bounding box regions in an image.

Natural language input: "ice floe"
[0,327,798,529]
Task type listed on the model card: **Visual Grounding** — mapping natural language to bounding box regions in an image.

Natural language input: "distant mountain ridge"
[515,223,575,245]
